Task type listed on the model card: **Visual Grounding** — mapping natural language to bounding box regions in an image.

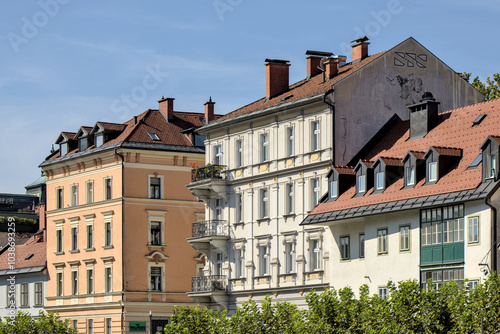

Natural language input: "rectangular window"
[454,218,464,242]
[105,318,112,334]
[285,242,294,273]
[358,175,366,193]
[56,188,63,209]
[468,216,479,244]
[72,320,78,330]
[443,220,454,243]
[376,172,384,190]
[235,249,243,278]
[399,225,410,251]
[261,188,269,218]
[287,127,294,157]
[56,229,63,253]
[150,221,162,246]
[487,154,497,178]
[421,222,432,246]
[95,133,104,147]
[259,245,269,276]
[150,177,161,199]
[285,183,294,215]
[71,270,78,295]
[56,272,63,296]
[236,194,243,222]
[359,234,365,258]
[71,185,78,206]
[87,269,94,294]
[340,236,350,260]
[378,229,388,254]
[311,178,320,208]
[71,227,78,251]
[104,222,112,247]
[428,162,437,182]
[236,139,243,167]
[87,319,93,334]
[34,282,43,306]
[105,267,112,292]
[261,133,269,162]
[215,252,223,276]
[379,287,388,299]
[20,283,28,307]
[86,225,93,249]
[213,144,222,165]
[105,178,112,200]
[406,166,415,186]
[431,221,442,244]
[215,198,222,220]
[86,182,93,204]
[79,136,88,151]
[311,239,321,270]
[330,181,338,198]
[311,121,320,151]
[60,142,68,156]
[150,267,162,291]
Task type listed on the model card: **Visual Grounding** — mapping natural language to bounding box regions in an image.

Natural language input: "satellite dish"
[318,56,329,72]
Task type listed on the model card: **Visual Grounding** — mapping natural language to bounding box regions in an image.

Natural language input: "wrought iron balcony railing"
[191,220,228,238]
[191,275,227,293]
[191,165,227,182]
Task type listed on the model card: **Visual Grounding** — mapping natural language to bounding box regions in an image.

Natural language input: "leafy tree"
[463,72,500,100]
[0,311,76,334]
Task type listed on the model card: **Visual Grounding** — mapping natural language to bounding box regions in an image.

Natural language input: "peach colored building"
[40,98,217,333]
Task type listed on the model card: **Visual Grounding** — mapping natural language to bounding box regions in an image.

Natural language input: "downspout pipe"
[486,189,499,275]
[115,149,125,333]
[323,87,335,165]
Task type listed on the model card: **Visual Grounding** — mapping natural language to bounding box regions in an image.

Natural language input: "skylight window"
[473,114,486,127]
[467,153,482,170]
[25,254,34,260]
[148,132,160,141]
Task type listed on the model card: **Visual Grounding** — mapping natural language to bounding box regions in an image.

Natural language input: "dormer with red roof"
[354,160,374,197]
[402,150,426,188]
[423,146,462,185]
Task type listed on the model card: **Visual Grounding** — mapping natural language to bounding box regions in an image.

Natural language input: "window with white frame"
[71,269,78,295]
[20,283,28,307]
[150,266,162,291]
[358,175,366,193]
[406,166,415,186]
[235,248,244,278]
[104,178,112,200]
[56,188,63,209]
[330,180,338,199]
[286,126,294,157]
[86,181,93,204]
[486,153,497,179]
[104,221,112,247]
[215,198,223,220]
[95,131,104,148]
[340,236,350,261]
[150,221,162,246]
[311,120,320,151]
[56,271,63,296]
[86,268,94,294]
[311,178,320,209]
[105,318,112,334]
[261,133,269,162]
[378,229,388,254]
[87,319,93,334]
[215,252,223,276]
[56,228,63,253]
[86,224,93,249]
[71,225,78,251]
[284,241,294,274]
[468,216,479,244]
[34,282,43,306]
[428,162,437,182]
[236,194,243,223]
[259,245,269,276]
[260,188,269,218]
[359,234,365,259]
[399,225,410,251]
[72,320,78,330]
[79,135,88,151]
[285,183,294,215]
[213,144,222,165]
[236,139,243,168]
[375,172,384,190]
[105,266,112,292]
[147,211,166,247]
[149,176,162,199]
[71,184,78,206]
[60,142,68,156]
[310,239,321,270]
[379,287,388,299]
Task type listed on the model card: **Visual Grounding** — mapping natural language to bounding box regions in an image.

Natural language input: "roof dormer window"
[354,160,373,197]
[79,135,88,151]
[375,172,384,190]
[358,175,366,193]
[60,142,68,156]
[486,154,497,179]
[406,166,415,186]
[328,166,355,202]
[480,135,500,182]
[95,132,104,147]
[402,151,425,188]
[330,180,338,198]
[428,162,437,182]
[423,146,462,185]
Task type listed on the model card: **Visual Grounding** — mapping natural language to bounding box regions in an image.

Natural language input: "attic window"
[428,162,438,182]
[486,154,497,179]
[79,135,88,151]
[358,175,366,193]
[467,153,482,170]
[148,132,160,141]
[60,142,68,156]
[95,132,104,147]
[472,114,486,127]
[406,166,415,186]
[25,254,34,260]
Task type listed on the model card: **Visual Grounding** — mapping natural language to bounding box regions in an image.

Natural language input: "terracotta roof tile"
[333,166,355,175]
[0,234,46,270]
[309,98,500,216]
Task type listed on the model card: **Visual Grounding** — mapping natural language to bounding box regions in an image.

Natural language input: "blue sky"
[0,0,499,193]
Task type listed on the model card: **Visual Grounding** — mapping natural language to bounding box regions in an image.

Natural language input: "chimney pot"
[265,59,290,99]
[351,36,370,63]
[158,97,175,121]
[204,97,215,123]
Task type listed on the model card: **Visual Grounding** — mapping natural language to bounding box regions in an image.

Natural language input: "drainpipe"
[486,193,499,274]
[323,87,335,165]
[115,149,125,333]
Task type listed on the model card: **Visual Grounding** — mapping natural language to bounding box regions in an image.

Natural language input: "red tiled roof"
[211,52,387,124]
[95,121,127,132]
[0,234,46,270]
[377,157,404,167]
[310,98,500,216]
[333,166,355,175]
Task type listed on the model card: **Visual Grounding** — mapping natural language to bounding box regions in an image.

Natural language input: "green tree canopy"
[463,72,500,101]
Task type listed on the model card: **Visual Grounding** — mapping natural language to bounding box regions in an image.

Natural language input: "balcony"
[187,165,228,203]
[187,220,229,253]
[188,275,228,308]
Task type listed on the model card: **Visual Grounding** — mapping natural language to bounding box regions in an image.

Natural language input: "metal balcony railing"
[191,275,227,292]
[191,220,228,238]
[191,165,227,182]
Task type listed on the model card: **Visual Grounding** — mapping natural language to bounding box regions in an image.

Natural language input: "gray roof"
[0,265,45,276]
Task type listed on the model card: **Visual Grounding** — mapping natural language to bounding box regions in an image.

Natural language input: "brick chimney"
[158,97,175,122]
[305,50,333,78]
[204,97,215,123]
[325,55,347,79]
[351,36,370,63]
[408,92,440,140]
[265,59,290,99]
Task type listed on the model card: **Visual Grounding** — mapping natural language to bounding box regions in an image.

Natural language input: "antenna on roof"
[50,144,55,153]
